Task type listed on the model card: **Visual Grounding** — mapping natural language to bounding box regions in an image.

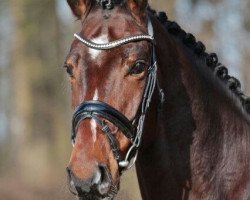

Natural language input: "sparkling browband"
[74,33,154,50]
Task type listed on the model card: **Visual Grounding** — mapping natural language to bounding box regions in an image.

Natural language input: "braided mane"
[92,2,250,114]
[149,8,250,115]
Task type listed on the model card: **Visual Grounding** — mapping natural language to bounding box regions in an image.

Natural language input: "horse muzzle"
[66,166,118,200]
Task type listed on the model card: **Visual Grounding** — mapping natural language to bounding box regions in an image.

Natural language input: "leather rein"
[71,17,157,172]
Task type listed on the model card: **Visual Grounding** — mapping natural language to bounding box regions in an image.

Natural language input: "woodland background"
[0,0,249,199]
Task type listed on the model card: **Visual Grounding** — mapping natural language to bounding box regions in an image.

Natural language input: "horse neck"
[136,16,250,200]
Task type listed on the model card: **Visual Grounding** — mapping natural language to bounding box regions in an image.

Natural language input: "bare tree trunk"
[8,0,33,175]
[8,0,71,182]
[0,0,12,172]
[243,1,250,95]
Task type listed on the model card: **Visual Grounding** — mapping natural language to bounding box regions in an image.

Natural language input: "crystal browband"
[74,33,154,50]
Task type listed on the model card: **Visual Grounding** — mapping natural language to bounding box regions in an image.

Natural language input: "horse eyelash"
[63,64,74,77]
[127,60,147,71]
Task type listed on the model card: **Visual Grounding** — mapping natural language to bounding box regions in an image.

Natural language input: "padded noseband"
[72,100,134,140]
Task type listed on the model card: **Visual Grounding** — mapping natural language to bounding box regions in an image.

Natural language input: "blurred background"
[0,0,249,199]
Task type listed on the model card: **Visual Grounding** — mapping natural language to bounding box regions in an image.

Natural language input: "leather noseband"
[71,100,135,161]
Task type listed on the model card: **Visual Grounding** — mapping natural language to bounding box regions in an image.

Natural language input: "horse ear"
[127,0,148,22]
[67,0,90,19]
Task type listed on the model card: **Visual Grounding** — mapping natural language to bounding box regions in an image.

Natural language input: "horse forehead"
[83,8,144,38]
[76,10,148,65]
[88,34,109,60]
[81,23,144,62]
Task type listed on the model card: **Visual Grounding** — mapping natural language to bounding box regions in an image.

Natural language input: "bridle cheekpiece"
[71,16,157,172]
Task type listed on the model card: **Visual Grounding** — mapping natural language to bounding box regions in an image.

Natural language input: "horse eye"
[64,64,73,77]
[129,62,146,75]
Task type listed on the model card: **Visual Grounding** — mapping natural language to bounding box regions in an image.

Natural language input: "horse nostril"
[96,165,112,195]
[66,167,71,176]
[66,167,72,181]
[66,167,74,184]
[66,165,112,196]
[66,167,79,195]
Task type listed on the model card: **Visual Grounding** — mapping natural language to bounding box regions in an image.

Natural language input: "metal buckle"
[118,143,138,169]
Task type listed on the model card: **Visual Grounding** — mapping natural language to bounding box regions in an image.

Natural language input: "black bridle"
[72,101,134,160]
[71,16,157,171]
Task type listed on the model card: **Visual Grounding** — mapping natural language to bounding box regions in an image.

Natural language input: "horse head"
[65,0,154,199]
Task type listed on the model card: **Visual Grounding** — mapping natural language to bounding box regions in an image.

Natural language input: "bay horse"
[64,0,250,199]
